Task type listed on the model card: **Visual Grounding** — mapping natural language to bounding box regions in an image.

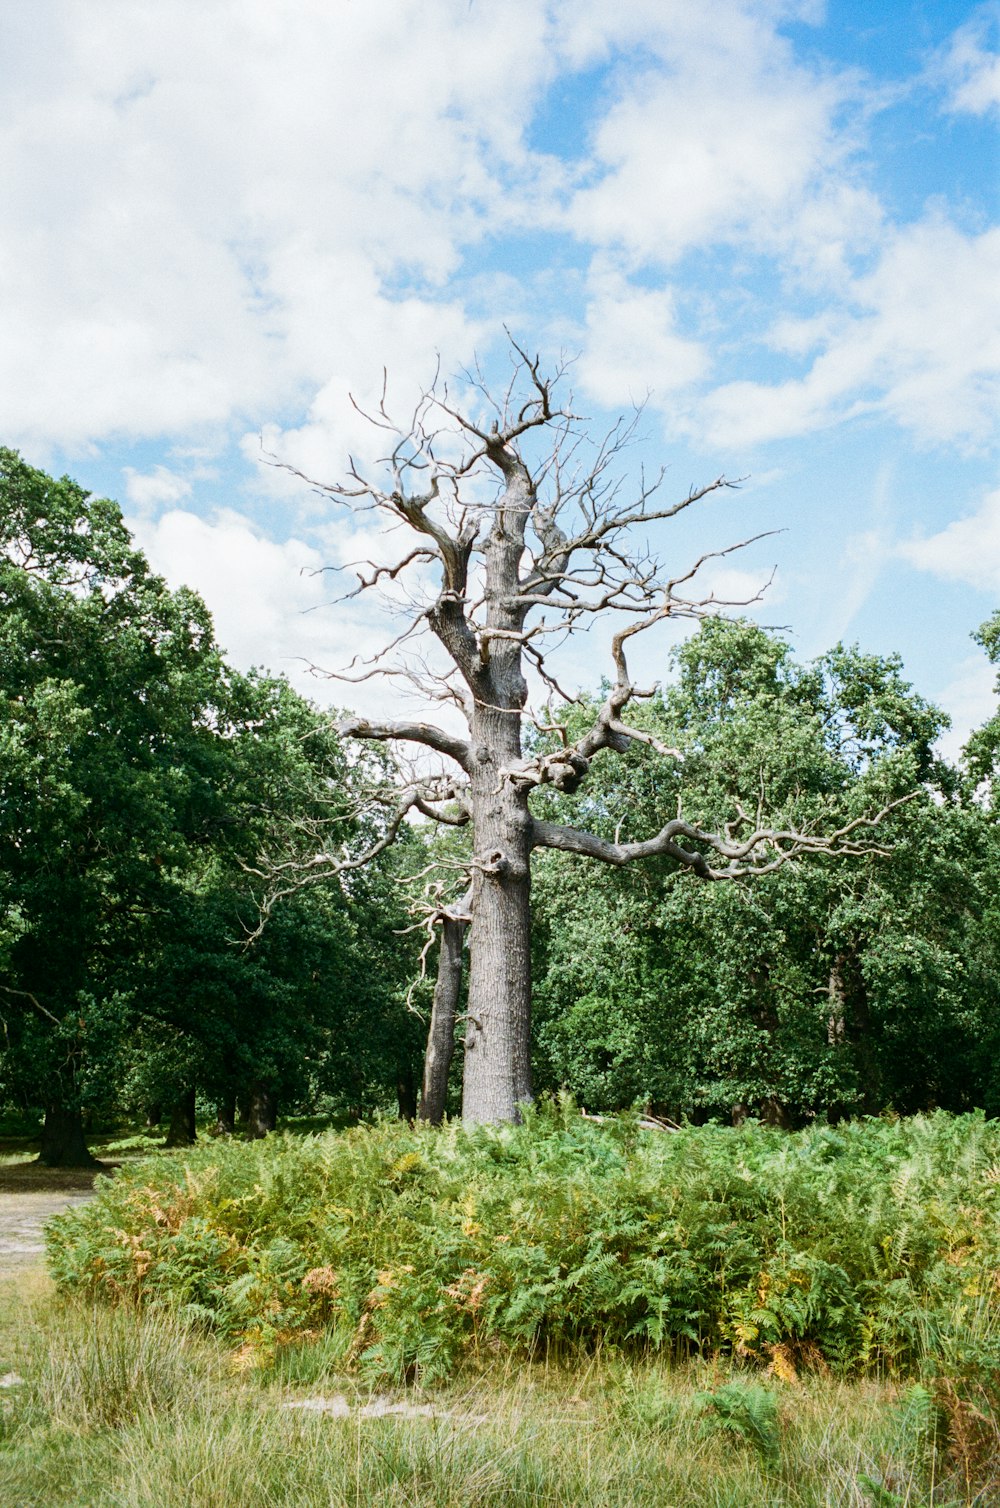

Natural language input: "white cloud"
[123,465,191,510]
[127,507,356,699]
[565,4,862,272]
[1,0,995,499]
[242,292,483,495]
[696,218,1000,451]
[899,488,1000,592]
[938,7,1000,117]
[127,504,470,725]
[0,0,899,462]
[577,263,708,411]
[0,0,558,452]
[553,0,826,73]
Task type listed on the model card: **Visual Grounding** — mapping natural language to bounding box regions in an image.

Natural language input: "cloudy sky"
[2,0,998,756]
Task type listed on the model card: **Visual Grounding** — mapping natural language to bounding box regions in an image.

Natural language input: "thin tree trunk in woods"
[419,894,470,1124]
[244,1082,277,1139]
[848,963,880,1115]
[760,1097,793,1129]
[396,1065,418,1122]
[144,1101,163,1129]
[164,1088,197,1147]
[827,955,848,1045]
[212,1094,236,1136]
[37,1104,99,1168]
[827,949,881,1115]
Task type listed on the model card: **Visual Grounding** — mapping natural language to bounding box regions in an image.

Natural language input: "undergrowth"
[0,1279,992,1507]
[42,1102,1000,1498]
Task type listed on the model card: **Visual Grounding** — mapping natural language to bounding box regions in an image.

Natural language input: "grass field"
[2,1109,998,1505]
[0,1272,970,1508]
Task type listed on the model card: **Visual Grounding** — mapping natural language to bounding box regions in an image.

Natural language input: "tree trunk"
[419,908,467,1124]
[212,1094,236,1137]
[144,1101,163,1129]
[827,948,880,1115]
[164,1087,197,1147]
[244,1081,277,1139]
[760,1097,792,1129]
[461,706,533,1124]
[827,956,848,1046]
[848,960,880,1115]
[396,1064,418,1122]
[37,1104,99,1168]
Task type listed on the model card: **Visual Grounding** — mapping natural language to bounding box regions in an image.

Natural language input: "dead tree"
[418,887,471,1124]
[260,346,904,1125]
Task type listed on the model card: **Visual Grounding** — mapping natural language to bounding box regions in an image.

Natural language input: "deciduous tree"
[266,350,902,1123]
[0,451,420,1160]
[0,449,237,1161]
[532,618,991,1121]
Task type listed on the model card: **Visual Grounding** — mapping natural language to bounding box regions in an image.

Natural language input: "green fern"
[697,1380,781,1465]
[43,1104,1000,1391]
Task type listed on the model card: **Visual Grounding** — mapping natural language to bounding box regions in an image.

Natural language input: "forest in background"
[4,446,1000,1164]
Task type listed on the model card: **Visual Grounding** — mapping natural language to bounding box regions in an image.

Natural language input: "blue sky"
[2,0,998,756]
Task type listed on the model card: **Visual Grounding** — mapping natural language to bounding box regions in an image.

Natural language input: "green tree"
[531,619,995,1121]
[0,449,236,1160]
[0,451,421,1160]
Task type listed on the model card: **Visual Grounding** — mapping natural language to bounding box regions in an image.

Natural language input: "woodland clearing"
[0,1110,994,1506]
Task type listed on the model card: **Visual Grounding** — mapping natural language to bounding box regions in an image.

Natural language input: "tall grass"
[34,1104,1000,1502]
[38,1305,206,1430]
[2,1272,998,1505]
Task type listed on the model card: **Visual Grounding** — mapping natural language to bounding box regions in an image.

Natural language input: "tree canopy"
[0,449,420,1161]
[531,618,997,1123]
[2,439,999,1152]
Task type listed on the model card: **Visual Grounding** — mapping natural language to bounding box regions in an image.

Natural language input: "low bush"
[45,1102,1000,1406]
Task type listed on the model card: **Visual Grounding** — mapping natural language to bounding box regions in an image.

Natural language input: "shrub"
[46,1104,1000,1392]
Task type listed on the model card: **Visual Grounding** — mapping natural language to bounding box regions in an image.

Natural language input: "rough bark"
[462,723,534,1123]
[37,1103,99,1168]
[450,442,536,1123]
[244,1081,277,1139]
[827,956,848,1046]
[418,907,467,1124]
[164,1087,197,1147]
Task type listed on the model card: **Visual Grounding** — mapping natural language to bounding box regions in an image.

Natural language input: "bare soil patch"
[0,1162,113,1276]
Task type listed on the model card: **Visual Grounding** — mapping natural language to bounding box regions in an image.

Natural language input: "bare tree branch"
[240,770,469,944]
[336,715,472,771]
[531,795,915,879]
[255,341,912,1124]
[0,985,61,1026]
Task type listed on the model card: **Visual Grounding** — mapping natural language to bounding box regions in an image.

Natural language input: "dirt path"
[0,1165,107,1277]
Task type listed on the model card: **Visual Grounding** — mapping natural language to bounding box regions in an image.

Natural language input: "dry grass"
[0,1277,993,1508]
